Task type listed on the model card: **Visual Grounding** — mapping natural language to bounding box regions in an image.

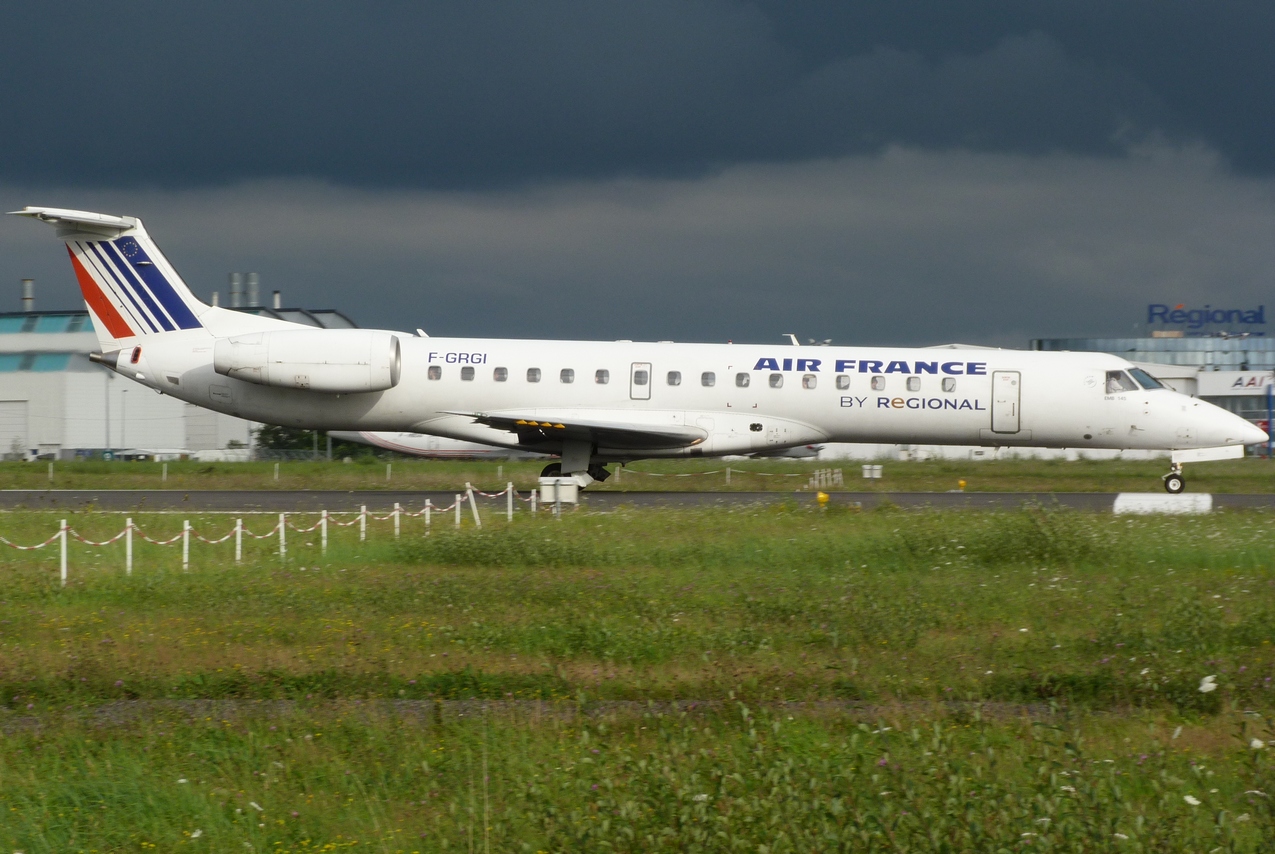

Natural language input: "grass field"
[3,454,1275,494]
[0,505,1272,850]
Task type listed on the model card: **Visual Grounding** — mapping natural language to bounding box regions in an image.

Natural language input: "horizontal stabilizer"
[9,206,138,234]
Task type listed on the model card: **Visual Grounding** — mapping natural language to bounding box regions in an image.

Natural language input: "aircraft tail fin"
[9,207,209,350]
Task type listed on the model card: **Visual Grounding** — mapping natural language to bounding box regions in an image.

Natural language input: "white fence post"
[393,502,401,539]
[321,509,328,554]
[424,499,432,529]
[725,466,731,485]
[274,462,279,482]
[530,491,537,514]
[235,518,243,564]
[182,519,190,571]
[279,513,287,559]
[59,519,67,587]
[506,483,514,522]
[162,462,168,483]
[47,462,53,484]
[454,495,462,528]
[360,505,367,542]
[466,484,482,528]
[125,517,133,576]
[386,463,392,482]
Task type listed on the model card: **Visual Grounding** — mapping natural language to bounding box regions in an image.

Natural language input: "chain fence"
[0,482,542,586]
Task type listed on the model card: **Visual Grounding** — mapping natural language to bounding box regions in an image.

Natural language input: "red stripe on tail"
[67,246,134,339]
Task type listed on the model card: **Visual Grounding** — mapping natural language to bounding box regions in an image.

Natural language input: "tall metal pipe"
[20,279,33,312]
[247,272,259,307]
[229,272,242,308]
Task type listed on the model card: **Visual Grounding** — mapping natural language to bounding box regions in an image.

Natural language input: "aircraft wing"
[445,410,707,451]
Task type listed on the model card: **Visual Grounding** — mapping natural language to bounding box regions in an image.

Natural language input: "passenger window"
[428,365,441,380]
[942,377,956,392]
[702,372,716,387]
[460,366,475,381]
[1105,370,1138,394]
[906,376,920,392]
[736,372,750,388]
[802,374,817,389]
[493,367,508,382]
[633,369,649,385]
[835,375,850,390]
[667,371,681,386]
[595,369,609,384]
[769,373,783,388]
[561,368,575,384]
[871,376,885,391]
[527,368,541,383]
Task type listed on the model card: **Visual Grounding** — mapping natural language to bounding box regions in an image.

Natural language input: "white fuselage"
[124,314,1262,462]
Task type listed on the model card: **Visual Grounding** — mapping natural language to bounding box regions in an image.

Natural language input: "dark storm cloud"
[0,2,1268,189]
[6,147,1275,345]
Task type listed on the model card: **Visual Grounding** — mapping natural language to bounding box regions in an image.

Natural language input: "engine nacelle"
[213,329,402,393]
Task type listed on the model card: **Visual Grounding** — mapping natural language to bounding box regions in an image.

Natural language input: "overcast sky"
[2,2,1273,345]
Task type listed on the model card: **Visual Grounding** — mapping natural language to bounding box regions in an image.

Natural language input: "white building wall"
[0,364,253,458]
[62,370,110,450]
[1,372,66,455]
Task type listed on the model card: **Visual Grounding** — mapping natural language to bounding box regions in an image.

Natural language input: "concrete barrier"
[1113,493,1212,515]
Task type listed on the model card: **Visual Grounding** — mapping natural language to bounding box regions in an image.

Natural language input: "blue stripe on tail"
[97,240,180,332]
[87,242,166,333]
[112,237,201,330]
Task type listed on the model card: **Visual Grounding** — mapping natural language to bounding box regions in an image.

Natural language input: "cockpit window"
[1105,370,1139,394]
[1127,367,1165,390]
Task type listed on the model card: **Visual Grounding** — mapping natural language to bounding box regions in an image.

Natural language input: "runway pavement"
[2,489,1274,512]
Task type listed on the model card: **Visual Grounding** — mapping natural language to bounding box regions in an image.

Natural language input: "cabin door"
[630,362,652,400]
[991,371,1020,434]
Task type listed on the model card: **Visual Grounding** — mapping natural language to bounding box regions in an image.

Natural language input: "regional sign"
[1148,304,1266,331]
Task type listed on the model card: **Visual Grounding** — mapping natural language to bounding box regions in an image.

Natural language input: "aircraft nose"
[1241,419,1270,446]
[1207,408,1269,447]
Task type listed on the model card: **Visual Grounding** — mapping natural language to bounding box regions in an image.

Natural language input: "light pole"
[104,372,113,459]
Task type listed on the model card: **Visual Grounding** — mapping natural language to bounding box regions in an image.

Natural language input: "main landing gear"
[1162,463,1185,494]
[539,462,612,484]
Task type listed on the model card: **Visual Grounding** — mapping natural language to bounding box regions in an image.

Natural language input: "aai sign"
[1148,303,1265,330]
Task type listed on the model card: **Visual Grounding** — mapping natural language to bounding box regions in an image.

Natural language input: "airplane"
[12,206,1268,494]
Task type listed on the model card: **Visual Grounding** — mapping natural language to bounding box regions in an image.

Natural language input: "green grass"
[0,506,1273,849]
[3,454,1275,493]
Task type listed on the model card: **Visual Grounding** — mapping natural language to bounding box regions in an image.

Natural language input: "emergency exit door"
[630,362,652,400]
[991,371,1020,433]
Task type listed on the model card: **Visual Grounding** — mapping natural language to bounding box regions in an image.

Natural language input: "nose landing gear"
[1162,463,1185,494]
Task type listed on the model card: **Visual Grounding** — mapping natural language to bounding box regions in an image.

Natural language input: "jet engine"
[213,329,402,393]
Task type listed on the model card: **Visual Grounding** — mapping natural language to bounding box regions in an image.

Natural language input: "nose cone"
[1239,418,1271,446]
[1202,407,1269,447]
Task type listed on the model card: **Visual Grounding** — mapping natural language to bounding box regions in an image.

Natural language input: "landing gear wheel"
[1164,473,1185,494]
[540,462,562,478]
